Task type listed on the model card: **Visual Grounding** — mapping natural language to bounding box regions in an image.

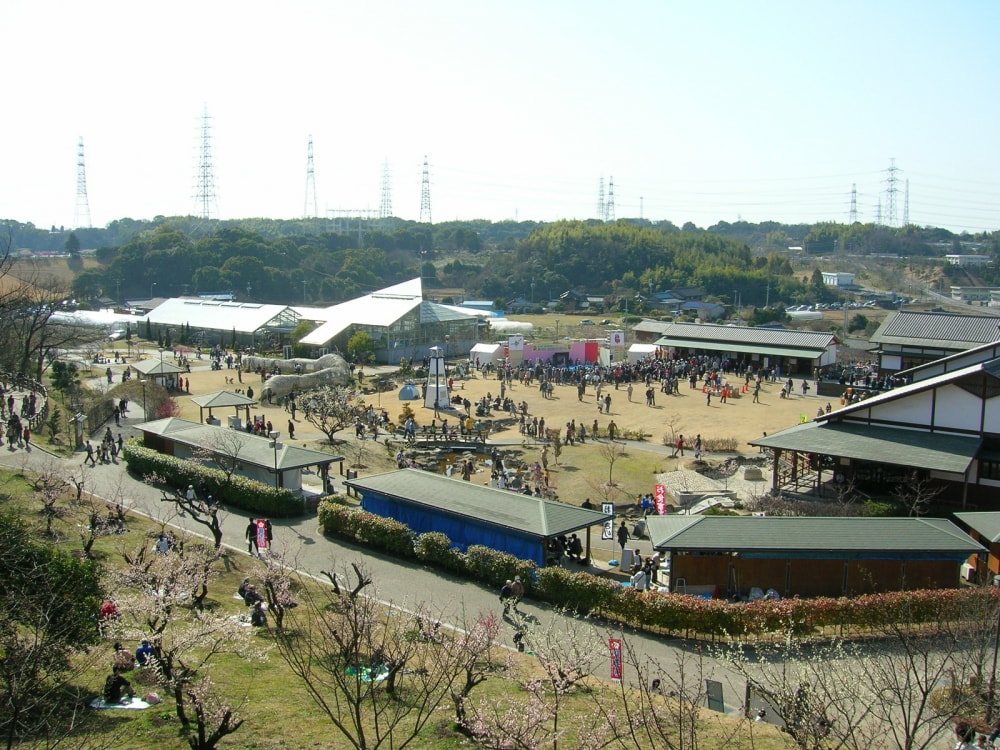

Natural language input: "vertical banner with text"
[609,638,623,683]
[255,519,269,551]
[654,484,667,515]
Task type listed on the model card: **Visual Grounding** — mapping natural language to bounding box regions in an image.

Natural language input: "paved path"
[0,384,746,710]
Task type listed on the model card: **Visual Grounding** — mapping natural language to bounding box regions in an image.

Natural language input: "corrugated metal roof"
[954,512,1000,544]
[646,515,983,558]
[653,339,825,360]
[750,421,980,474]
[651,322,836,351]
[345,468,612,538]
[137,418,342,470]
[872,311,1000,350]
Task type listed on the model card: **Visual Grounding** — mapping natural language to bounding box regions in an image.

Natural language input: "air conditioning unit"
[961,563,976,582]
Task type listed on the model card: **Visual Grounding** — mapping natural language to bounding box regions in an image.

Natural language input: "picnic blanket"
[88,697,152,710]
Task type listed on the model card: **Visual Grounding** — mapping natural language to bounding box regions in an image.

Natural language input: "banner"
[601,521,613,541]
[255,519,269,551]
[609,638,622,682]
[654,484,666,515]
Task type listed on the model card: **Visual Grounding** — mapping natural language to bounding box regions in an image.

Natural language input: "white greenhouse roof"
[144,298,297,334]
[300,278,424,346]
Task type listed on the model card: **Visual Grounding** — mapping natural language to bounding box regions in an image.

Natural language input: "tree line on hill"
[0,214,990,311]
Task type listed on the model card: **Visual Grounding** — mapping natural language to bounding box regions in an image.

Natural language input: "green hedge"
[122,441,305,517]
[315,499,1000,637]
[318,500,416,558]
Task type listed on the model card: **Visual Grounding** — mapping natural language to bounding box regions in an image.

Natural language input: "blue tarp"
[361,492,545,565]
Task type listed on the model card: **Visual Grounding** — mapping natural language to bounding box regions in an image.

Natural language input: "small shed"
[345,468,613,567]
[646,515,984,598]
[469,342,502,367]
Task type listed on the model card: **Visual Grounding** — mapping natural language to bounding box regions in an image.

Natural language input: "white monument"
[423,346,450,411]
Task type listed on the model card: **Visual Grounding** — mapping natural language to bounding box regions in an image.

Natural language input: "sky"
[3,0,999,234]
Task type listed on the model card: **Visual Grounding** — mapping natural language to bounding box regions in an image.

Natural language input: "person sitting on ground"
[243,584,264,608]
[238,577,251,600]
[103,666,134,705]
[134,639,156,667]
[250,600,268,628]
[112,641,135,672]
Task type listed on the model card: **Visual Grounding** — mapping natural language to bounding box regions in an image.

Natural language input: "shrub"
[464,545,537,590]
[414,532,466,573]
[316,501,415,558]
[122,441,304,517]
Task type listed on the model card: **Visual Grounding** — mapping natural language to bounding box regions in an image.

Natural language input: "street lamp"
[150,282,157,300]
[268,431,280,489]
[140,379,147,422]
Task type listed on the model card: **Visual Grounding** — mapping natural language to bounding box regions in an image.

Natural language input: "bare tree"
[193,430,246,490]
[301,386,367,445]
[275,562,462,750]
[149,472,227,551]
[109,532,265,749]
[718,595,1000,750]
[894,471,944,518]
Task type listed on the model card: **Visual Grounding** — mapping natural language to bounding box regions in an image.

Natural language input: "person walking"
[617,521,629,561]
[245,517,259,556]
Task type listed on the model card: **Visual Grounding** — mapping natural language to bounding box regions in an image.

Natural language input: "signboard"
[601,521,614,541]
[255,519,269,551]
[608,330,625,347]
[609,638,622,683]
[508,335,524,351]
[654,484,667,515]
[601,502,615,516]
[705,679,725,712]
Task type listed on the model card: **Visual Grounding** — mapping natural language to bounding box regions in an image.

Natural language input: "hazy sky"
[4,0,998,233]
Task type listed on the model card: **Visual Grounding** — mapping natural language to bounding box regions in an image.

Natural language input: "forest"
[4,214,992,310]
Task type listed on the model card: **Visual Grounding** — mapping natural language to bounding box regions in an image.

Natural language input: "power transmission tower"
[875,198,882,226]
[884,158,899,227]
[379,159,393,219]
[596,177,605,221]
[194,107,217,220]
[419,155,432,223]
[74,137,92,228]
[304,135,318,218]
[903,178,910,226]
[848,183,858,224]
[606,176,615,222]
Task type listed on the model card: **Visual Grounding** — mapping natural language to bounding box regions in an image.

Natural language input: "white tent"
[627,343,658,364]
[469,342,502,367]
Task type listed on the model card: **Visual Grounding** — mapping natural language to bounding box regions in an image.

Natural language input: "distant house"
[506,297,533,314]
[821,272,855,287]
[946,254,993,267]
[680,301,726,320]
[668,287,704,301]
[558,290,590,311]
[951,286,998,304]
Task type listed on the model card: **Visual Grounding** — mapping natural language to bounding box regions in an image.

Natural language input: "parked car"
[580,319,595,326]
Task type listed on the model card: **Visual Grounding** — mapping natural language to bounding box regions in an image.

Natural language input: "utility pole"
[74,137,92,229]
[304,135,318,219]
